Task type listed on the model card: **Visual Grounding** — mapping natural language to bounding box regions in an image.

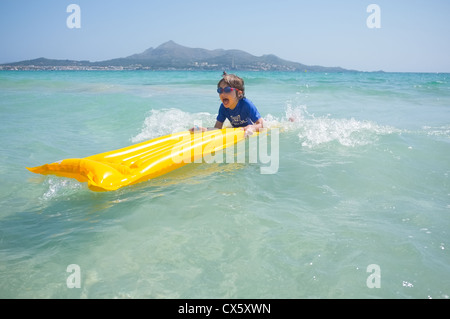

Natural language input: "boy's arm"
[214,121,223,129]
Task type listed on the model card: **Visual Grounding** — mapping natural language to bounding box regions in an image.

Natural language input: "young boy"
[190,72,264,135]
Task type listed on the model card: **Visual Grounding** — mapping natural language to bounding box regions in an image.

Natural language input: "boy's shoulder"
[240,97,258,109]
[240,97,255,105]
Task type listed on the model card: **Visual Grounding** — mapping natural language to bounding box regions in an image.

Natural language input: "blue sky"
[0,0,449,72]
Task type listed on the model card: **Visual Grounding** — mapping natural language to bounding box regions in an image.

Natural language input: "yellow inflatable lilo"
[27,128,256,192]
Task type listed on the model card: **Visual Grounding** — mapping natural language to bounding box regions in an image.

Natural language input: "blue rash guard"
[216,98,261,128]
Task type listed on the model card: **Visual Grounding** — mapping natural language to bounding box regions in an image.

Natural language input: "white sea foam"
[297,117,397,148]
[133,104,399,150]
[41,178,83,201]
[131,108,214,143]
[264,104,398,148]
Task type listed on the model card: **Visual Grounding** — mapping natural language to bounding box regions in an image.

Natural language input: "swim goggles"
[217,87,239,94]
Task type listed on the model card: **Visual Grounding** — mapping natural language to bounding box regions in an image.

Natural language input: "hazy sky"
[1,0,449,72]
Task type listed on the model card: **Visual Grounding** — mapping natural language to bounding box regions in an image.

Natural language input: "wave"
[132,104,399,150]
[267,104,399,148]
[423,125,450,141]
[131,108,214,143]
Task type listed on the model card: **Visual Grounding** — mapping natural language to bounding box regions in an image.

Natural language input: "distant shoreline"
[2,67,449,74]
[0,66,376,72]
[0,63,352,72]
[0,65,151,71]
[2,41,448,73]
[0,40,354,73]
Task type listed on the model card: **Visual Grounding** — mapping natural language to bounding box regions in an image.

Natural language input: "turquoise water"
[0,70,449,298]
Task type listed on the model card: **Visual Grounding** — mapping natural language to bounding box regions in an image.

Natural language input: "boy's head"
[218,72,245,99]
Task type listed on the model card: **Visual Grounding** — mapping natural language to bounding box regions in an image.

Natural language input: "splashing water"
[131,108,214,142]
[297,117,397,148]
[131,104,398,150]
[264,104,398,148]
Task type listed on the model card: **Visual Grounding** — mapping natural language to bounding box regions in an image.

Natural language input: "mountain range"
[1,40,353,72]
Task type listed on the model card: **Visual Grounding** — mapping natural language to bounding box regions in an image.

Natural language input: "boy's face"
[218,83,240,110]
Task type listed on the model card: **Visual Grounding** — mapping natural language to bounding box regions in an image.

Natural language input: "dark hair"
[218,71,245,99]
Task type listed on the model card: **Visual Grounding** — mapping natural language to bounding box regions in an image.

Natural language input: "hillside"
[1,41,352,72]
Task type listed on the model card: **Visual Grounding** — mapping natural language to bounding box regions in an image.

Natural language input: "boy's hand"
[242,119,264,136]
[189,126,207,133]
[242,125,255,137]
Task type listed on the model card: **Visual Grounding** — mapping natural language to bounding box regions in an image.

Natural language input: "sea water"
[0,70,449,299]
